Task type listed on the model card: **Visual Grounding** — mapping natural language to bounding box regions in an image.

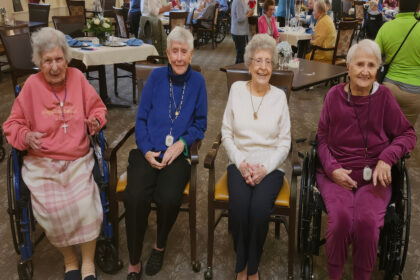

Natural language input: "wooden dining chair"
[102,0,116,18]
[310,20,358,66]
[203,68,300,280]
[0,27,39,90]
[195,3,219,49]
[185,8,196,31]
[28,3,50,32]
[66,0,87,23]
[113,7,137,104]
[169,11,189,31]
[104,62,203,274]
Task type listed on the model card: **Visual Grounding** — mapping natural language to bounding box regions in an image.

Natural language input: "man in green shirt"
[375,0,420,125]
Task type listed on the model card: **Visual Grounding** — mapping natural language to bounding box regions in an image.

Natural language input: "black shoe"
[83,275,97,280]
[64,270,82,280]
[127,263,143,280]
[145,249,165,276]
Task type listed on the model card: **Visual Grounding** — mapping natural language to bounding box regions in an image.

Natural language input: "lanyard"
[348,84,372,160]
[168,78,186,136]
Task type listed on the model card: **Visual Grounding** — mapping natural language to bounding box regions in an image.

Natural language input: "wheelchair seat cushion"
[116,171,190,195]
[214,171,291,207]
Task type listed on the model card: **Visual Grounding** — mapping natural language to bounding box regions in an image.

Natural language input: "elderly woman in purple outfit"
[316,39,416,280]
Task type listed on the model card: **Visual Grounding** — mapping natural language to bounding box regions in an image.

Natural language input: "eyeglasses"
[251,57,273,67]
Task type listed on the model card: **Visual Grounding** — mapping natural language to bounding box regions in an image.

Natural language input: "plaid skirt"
[22,149,103,247]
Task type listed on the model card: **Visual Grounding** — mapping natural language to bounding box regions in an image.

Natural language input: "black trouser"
[232,34,247,64]
[129,11,141,38]
[276,16,286,27]
[123,149,190,265]
[227,164,284,275]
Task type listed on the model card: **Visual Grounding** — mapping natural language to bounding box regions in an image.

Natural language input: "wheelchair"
[6,88,122,280]
[215,11,230,44]
[297,137,411,280]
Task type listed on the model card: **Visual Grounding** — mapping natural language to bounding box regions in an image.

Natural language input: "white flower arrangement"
[276,41,293,58]
[83,15,113,43]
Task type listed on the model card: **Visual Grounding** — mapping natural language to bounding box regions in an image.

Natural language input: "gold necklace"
[248,81,267,120]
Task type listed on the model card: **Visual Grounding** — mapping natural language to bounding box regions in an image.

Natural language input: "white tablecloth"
[70,43,159,67]
[278,27,312,47]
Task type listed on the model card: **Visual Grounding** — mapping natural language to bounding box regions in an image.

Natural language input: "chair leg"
[114,65,119,97]
[288,209,296,279]
[204,201,215,280]
[131,63,137,104]
[189,194,200,272]
[275,220,280,239]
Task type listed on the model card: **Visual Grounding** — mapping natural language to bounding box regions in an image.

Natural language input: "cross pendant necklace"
[51,84,68,134]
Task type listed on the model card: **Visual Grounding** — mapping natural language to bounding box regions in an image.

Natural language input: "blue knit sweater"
[135,64,208,156]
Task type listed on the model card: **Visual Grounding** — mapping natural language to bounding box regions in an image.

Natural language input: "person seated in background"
[306,0,337,63]
[383,0,398,9]
[124,27,207,280]
[325,0,334,22]
[3,27,107,280]
[316,39,416,280]
[306,0,317,26]
[364,0,385,39]
[141,0,172,17]
[258,0,280,43]
[217,0,229,17]
[222,33,291,280]
[193,0,218,29]
[275,0,296,27]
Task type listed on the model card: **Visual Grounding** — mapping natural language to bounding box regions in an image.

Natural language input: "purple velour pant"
[316,171,392,280]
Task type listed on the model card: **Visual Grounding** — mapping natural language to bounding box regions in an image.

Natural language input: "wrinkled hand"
[239,160,254,185]
[248,163,267,185]
[164,4,172,12]
[84,116,100,135]
[25,131,46,150]
[145,151,165,170]
[373,160,391,187]
[161,140,184,166]
[331,168,357,190]
[247,9,254,17]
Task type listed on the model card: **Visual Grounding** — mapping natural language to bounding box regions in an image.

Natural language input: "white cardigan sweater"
[221,81,291,174]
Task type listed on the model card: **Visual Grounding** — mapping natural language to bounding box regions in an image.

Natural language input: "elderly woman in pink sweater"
[258,0,280,43]
[3,28,106,280]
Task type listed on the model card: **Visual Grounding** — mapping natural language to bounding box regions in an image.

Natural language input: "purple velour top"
[317,83,416,181]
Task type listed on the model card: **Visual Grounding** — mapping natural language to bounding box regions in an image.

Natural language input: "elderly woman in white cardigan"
[221,34,291,280]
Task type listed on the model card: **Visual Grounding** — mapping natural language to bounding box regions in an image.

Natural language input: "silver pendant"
[60,102,63,107]
[363,166,372,181]
[165,134,174,147]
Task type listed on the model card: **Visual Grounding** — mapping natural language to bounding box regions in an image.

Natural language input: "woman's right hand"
[331,168,357,190]
[239,160,254,185]
[25,131,46,150]
[145,151,165,170]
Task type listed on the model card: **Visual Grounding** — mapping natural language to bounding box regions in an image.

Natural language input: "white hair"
[167,26,194,51]
[244,34,278,67]
[314,0,327,14]
[346,39,382,66]
[31,27,71,67]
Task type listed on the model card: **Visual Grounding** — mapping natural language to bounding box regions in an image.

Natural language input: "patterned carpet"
[0,36,420,280]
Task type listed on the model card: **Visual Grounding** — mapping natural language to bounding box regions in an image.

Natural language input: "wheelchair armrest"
[291,138,303,177]
[104,123,135,162]
[204,132,222,169]
[190,140,201,165]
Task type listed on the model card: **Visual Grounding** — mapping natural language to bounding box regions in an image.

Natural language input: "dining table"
[277,26,313,47]
[69,40,158,107]
[220,59,348,91]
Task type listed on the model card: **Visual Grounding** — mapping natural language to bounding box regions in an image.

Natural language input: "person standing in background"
[129,0,142,37]
[275,0,295,27]
[231,0,254,63]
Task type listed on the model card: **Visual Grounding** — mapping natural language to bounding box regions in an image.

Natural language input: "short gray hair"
[244,34,278,67]
[31,27,71,67]
[346,39,382,66]
[167,26,194,51]
[314,0,327,14]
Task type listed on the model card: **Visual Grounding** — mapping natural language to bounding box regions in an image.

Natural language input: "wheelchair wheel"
[95,239,123,274]
[301,256,313,280]
[7,151,22,255]
[17,260,33,280]
[215,20,227,44]
[297,154,309,253]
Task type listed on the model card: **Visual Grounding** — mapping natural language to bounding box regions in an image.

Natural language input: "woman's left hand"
[247,163,267,186]
[84,116,100,135]
[373,160,392,187]
[161,140,184,166]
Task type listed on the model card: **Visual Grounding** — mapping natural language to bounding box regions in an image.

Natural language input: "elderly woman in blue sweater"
[123,26,207,280]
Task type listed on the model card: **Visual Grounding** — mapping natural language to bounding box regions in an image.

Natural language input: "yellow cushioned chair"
[104,62,202,273]
[203,68,301,280]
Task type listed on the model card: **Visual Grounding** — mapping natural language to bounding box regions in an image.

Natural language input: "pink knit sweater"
[3,67,107,160]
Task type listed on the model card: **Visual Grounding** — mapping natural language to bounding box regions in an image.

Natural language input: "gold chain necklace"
[248,81,267,120]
